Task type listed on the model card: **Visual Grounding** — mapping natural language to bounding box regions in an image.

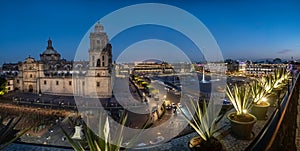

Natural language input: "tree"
[273,58,282,64]
[0,78,8,96]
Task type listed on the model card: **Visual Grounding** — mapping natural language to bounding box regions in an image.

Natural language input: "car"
[62,136,66,141]
[177,103,183,108]
[150,136,165,144]
[166,104,172,110]
[122,142,130,147]
[49,128,54,133]
[136,143,147,147]
[223,99,231,105]
[171,103,176,108]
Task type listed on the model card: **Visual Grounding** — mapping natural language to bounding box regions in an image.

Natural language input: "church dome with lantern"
[40,38,61,62]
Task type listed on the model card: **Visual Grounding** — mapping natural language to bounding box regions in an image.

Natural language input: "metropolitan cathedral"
[11,22,112,98]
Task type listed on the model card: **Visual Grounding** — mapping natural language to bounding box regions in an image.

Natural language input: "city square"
[1,1,300,151]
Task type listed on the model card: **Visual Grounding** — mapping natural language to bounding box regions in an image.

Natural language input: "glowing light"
[265,86,270,91]
[261,97,267,102]
[242,109,248,114]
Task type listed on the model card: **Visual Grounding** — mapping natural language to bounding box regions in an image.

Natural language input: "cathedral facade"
[13,22,112,98]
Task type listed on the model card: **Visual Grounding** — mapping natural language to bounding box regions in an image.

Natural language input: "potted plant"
[0,116,31,150]
[273,68,290,88]
[271,69,290,101]
[62,114,127,151]
[179,100,222,151]
[62,112,149,151]
[226,84,256,139]
[262,69,290,107]
[250,80,270,120]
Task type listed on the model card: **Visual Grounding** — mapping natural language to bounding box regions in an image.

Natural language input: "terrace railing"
[247,72,299,150]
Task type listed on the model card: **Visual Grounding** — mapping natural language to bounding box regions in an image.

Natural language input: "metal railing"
[247,72,299,151]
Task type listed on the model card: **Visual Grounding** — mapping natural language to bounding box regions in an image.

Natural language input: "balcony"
[3,73,300,151]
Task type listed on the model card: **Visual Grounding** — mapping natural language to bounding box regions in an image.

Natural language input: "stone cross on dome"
[94,22,104,32]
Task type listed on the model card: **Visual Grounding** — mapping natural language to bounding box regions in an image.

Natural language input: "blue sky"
[1,0,300,65]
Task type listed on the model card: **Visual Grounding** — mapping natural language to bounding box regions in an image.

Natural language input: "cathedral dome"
[40,38,61,62]
[43,48,58,55]
[42,38,60,55]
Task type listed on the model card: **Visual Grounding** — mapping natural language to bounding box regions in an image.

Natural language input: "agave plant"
[226,84,257,139]
[62,112,148,151]
[250,80,269,105]
[260,76,274,94]
[179,100,221,142]
[62,114,127,151]
[226,84,252,115]
[0,116,31,150]
[178,98,223,150]
[272,68,290,89]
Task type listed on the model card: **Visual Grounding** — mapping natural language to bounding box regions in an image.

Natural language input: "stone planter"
[188,136,222,151]
[227,112,257,139]
[251,102,270,120]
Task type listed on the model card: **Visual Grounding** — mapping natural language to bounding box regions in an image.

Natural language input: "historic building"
[8,22,112,98]
[235,61,288,76]
[132,61,174,75]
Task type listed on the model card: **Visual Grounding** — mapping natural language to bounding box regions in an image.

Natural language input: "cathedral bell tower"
[86,22,112,98]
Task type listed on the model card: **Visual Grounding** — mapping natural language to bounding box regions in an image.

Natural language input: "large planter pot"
[188,136,222,151]
[270,87,286,106]
[227,112,257,139]
[251,102,270,120]
[268,94,277,107]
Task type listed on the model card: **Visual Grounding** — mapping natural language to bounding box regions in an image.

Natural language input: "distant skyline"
[1,0,300,65]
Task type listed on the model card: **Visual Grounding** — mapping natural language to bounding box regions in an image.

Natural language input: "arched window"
[97,59,100,67]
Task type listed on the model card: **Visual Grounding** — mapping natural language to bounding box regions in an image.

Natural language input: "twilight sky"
[1,0,300,65]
